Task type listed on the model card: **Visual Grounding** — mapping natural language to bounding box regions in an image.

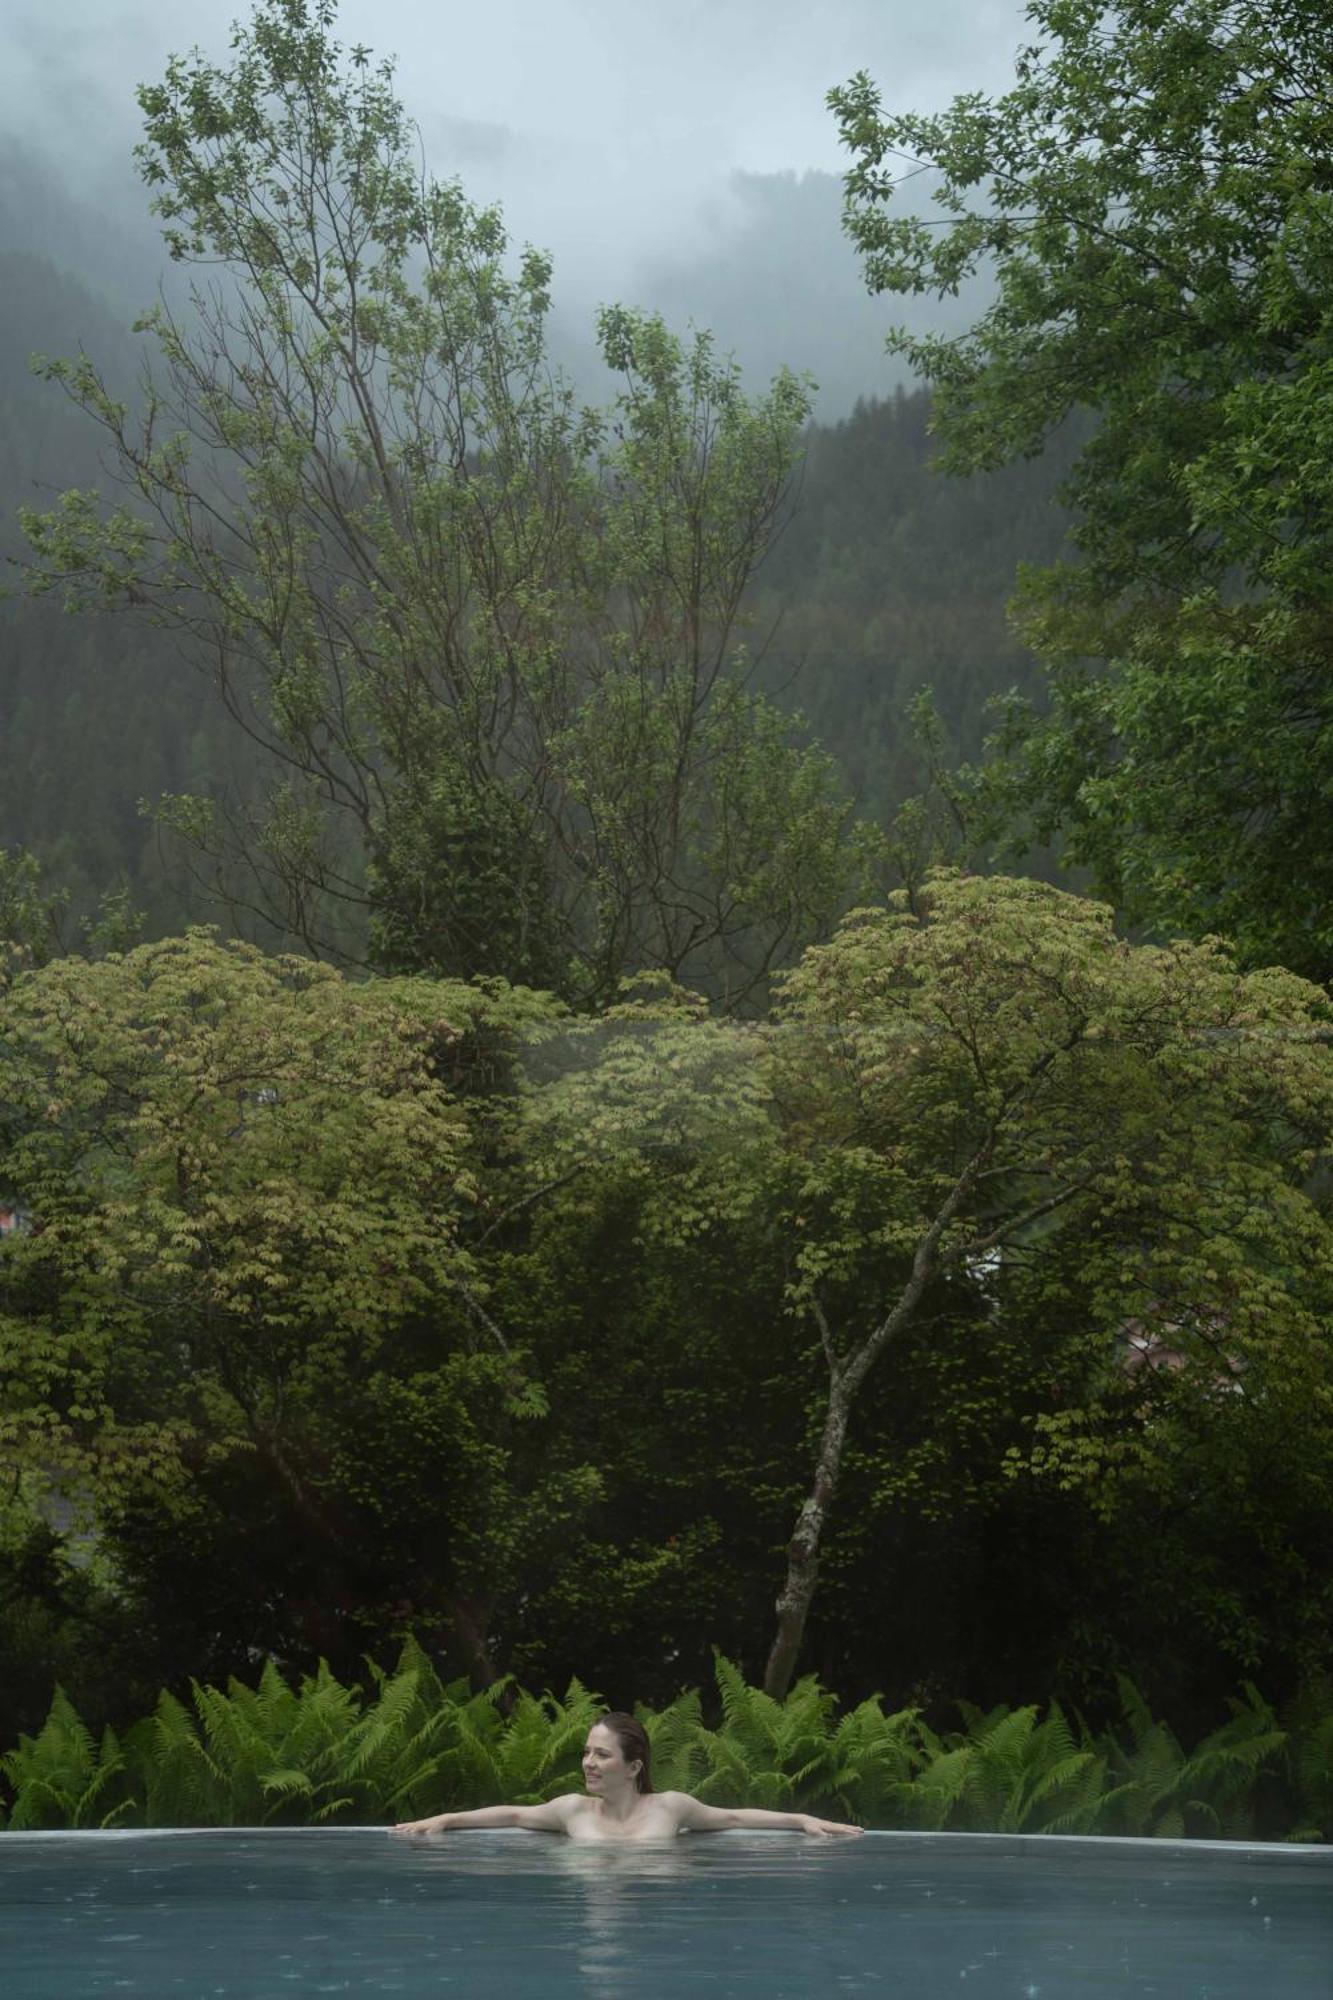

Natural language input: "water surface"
[2,1829,1329,1997]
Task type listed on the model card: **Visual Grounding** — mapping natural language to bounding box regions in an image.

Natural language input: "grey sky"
[2,0,1033,409]
[4,0,1029,172]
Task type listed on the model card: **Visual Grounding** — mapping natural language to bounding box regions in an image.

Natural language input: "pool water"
[1,1830,1329,1998]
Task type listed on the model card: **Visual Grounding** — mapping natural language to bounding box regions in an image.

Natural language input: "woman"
[393,1712,861,1843]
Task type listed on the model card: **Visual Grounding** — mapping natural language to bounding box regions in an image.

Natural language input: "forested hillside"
[754,391,1076,820]
[0,250,255,937]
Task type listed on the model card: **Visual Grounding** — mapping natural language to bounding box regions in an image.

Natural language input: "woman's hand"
[799,1814,862,1837]
[391,1813,451,1837]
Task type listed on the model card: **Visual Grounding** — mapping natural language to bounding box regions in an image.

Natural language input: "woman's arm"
[667,1794,861,1838]
[392,1796,579,1837]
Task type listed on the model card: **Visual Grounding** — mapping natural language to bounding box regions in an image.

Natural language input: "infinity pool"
[1,1829,1329,1998]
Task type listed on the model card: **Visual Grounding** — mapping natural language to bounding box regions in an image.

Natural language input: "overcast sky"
[5,0,1029,167]
[2,0,1034,408]
[4,0,1029,234]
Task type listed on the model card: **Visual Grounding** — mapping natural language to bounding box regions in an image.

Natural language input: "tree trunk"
[762,1372,854,1699]
[761,1137,999,1699]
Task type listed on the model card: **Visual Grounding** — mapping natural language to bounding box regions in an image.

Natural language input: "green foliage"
[0,932,611,1697]
[3,1651,1328,1840]
[930,1702,1105,1835]
[689,1657,841,1810]
[1282,1677,1333,1845]
[1,1690,133,1831]
[3,884,1332,1717]
[833,0,1333,979]
[0,931,485,1494]
[768,875,1333,1466]
[0,1483,157,1755]
[0,847,67,979]
[3,300,1071,960]
[6,8,1333,1762]
[16,0,868,1005]
[0,846,145,986]
[540,870,1333,1693]
[1095,1678,1288,1841]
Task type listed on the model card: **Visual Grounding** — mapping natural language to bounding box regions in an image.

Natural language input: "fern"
[492,1680,605,1804]
[2,1690,137,1829]
[824,1698,929,1824]
[128,1689,221,1826]
[692,1658,839,1810]
[1,1654,1323,1836]
[912,1744,975,1829]
[640,1687,704,1793]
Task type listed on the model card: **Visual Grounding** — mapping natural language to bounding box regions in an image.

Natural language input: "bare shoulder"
[521,1792,584,1831]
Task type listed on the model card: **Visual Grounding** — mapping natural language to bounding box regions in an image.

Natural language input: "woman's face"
[582,1722,638,1794]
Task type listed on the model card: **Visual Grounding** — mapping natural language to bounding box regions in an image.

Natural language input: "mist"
[0,0,1030,414]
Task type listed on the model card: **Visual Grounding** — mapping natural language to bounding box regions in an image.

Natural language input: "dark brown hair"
[596,1711,653,1793]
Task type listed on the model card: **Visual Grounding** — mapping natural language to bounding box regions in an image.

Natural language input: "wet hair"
[595,1711,653,1793]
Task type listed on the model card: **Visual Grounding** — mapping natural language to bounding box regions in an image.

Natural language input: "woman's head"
[583,1712,653,1795]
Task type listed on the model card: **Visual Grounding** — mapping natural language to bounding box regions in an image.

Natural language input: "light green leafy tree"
[761,872,1333,1693]
[831,0,1333,980]
[1,932,473,1487]
[20,0,866,1008]
[0,929,591,1682]
[532,873,1333,1696]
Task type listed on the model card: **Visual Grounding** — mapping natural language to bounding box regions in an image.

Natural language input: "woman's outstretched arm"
[666,1794,861,1837]
[392,1796,579,1837]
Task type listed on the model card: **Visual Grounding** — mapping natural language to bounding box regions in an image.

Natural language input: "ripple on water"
[0,1830,1329,2000]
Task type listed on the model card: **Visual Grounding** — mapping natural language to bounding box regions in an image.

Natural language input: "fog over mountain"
[0,0,1029,414]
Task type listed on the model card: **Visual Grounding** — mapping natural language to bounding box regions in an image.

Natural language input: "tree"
[20,0,864,1008]
[538,874,1333,1697]
[762,872,1333,1693]
[0,931,590,1683]
[831,0,1333,980]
